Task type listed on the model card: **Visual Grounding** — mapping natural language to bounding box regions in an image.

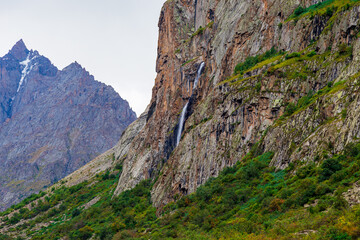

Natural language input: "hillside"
[0,40,136,211]
[2,0,360,239]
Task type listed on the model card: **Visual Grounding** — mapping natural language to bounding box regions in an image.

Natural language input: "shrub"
[294,6,306,16]
[192,26,205,37]
[307,51,317,57]
[102,171,110,180]
[339,43,353,56]
[326,6,334,17]
[115,163,123,171]
[268,198,285,212]
[72,208,81,218]
[344,143,360,157]
[255,82,262,92]
[296,164,316,179]
[284,102,296,116]
[341,109,347,119]
[319,158,342,182]
[285,52,301,59]
[326,228,352,240]
[297,91,314,108]
[315,183,332,196]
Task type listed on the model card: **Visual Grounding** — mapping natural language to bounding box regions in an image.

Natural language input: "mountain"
[3,0,360,239]
[0,40,136,211]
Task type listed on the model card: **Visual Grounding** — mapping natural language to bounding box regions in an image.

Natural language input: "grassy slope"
[2,144,360,240]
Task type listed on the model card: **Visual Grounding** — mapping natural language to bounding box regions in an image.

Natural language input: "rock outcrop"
[112,0,360,209]
[0,40,136,210]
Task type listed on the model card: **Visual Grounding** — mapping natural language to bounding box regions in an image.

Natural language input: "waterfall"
[193,62,205,90]
[176,62,205,146]
[176,102,189,146]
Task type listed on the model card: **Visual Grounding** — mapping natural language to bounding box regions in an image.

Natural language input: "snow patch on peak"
[17,52,37,93]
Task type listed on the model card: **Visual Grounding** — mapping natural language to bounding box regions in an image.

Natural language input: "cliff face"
[0,40,136,210]
[113,0,360,208]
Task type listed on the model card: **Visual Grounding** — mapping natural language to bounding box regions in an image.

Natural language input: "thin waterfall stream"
[176,62,205,146]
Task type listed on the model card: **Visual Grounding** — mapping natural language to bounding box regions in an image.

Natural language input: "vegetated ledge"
[285,0,360,23]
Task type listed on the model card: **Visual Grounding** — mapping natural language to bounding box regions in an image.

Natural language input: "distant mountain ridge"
[0,40,136,210]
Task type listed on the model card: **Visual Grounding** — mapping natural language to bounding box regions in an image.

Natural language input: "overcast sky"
[0,0,166,116]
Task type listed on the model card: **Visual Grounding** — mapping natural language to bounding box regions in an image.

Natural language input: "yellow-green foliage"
[234,47,284,75]
[246,55,283,73]
[218,74,243,85]
[3,142,360,240]
[287,0,360,22]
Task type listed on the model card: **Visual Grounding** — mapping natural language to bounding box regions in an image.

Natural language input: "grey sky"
[0,0,166,116]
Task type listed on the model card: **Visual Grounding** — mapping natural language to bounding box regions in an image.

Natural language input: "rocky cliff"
[111,0,360,208]
[0,40,136,210]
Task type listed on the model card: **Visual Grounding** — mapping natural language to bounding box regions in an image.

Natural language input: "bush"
[255,82,261,92]
[72,208,81,218]
[326,228,352,240]
[307,51,317,57]
[284,102,296,116]
[315,183,332,196]
[297,91,314,108]
[339,43,353,56]
[115,163,123,172]
[296,164,316,179]
[326,6,334,17]
[285,52,301,59]
[344,143,360,157]
[294,6,306,16]
[0,234,13,240]
[319,158,342,182]
[102,171,110,180]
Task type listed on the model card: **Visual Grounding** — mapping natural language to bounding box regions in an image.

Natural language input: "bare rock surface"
[0,40,136,210]
[111,0,360,209]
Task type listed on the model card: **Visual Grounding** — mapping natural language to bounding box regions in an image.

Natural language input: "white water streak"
[176,62,205,146]
[193,62,205,90]
[176,102,189,146]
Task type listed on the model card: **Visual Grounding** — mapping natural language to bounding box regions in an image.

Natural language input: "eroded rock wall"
[115,0,360,208]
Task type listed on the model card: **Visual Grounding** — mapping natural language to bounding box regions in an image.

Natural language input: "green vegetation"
[0,192,46,217]
[2,4,360,239]
[2,142,360,239]
[181,57,198,66]
[280,79,347,122]
[285,52,301,60]
[234,47,284,75]
[338,43,353,57]
[288,0,336,20]
[293,6,306,17]
[307,51,317,57]
[191,21,214,38]
[283,90,314,117]
[191,26,205,38]
[287,0,360,22]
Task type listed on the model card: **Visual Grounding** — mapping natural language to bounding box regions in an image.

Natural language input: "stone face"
[112,0,360,209]
[55,108,148,189]
[0,40,136,210]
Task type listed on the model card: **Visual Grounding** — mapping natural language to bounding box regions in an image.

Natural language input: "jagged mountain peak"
[63,61,84,71]
[9,39,29,61]
[0,40,137,211]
